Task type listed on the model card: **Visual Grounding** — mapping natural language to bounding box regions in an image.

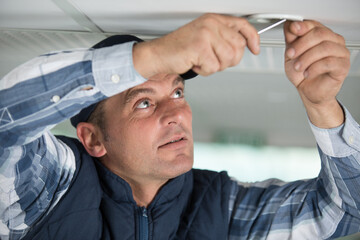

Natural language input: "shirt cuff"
[310,105,360,158]
[92,41,147,97]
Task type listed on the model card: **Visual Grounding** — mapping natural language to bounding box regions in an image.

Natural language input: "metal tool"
[257,18,286,34]
[247,14,304,35]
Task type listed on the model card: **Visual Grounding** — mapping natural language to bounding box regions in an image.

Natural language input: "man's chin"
[158,153,193,179]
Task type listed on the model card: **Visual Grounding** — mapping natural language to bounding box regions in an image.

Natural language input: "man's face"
[99,74,193,184]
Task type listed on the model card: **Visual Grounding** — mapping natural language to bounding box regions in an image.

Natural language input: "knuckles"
[204,62,221,75]
[320,40,335,53]
[199,13,220,27]
[223,46,235,64]
[196,26,213,40]
[336,33,346,45]
[313,26,331,39]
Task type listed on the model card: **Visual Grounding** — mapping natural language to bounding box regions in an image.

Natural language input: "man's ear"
[76,122,107,157]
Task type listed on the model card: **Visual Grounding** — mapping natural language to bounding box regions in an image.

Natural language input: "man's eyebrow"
[124,88,156,104]
[124,76,185,104]
[174,76,185,87]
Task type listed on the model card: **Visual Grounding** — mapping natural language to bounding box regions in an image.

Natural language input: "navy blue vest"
[23,136,232,240]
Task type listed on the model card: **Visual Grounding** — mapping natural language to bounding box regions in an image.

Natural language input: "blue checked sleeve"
[0,42,146,240]
[228,106,360,239]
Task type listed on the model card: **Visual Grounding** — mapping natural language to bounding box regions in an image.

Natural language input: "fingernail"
[286,48,295,59]
[294,61,301,71]
[255,44,260,54]
[253,39,260,54]
[293,22,301,32]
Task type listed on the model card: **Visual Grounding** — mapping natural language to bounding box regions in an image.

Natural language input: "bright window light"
[193,142,320,182]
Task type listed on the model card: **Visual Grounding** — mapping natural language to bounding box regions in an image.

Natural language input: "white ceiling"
[1,0,360,147]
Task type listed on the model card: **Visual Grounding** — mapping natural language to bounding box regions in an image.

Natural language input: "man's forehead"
[146,74,184,87]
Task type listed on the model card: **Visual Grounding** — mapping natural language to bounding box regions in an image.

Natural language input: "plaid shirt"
[1,42,359,240]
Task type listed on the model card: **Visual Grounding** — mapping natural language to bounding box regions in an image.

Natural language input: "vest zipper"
[138,207,149,240]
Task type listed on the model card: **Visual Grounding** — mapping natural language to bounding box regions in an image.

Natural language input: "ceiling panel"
[0,0,85,31]
[74,0,360,40]
[0,30,105,77]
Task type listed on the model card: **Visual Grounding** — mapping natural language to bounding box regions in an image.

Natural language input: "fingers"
[284,20,323,44]
[192,32,243,76]
[283,19,351,115]
[285,21,346,60]
[284,20,350,81]
[305,56,350,81]
[145,13,260,77]
[293,41,350,75]
[216,26,247,71]
[215,15,260,55]
[190,14,260,75]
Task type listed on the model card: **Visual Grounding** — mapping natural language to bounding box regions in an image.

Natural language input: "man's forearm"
[0,42,145,148]
[228,105,360,239]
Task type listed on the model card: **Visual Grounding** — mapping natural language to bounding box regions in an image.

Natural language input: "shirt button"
[349,136,354,144]
[51,95,60,103]
[111,74,120,83]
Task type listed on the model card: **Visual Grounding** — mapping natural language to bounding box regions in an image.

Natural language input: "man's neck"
[99,158,167,207]
[127,179,166,207]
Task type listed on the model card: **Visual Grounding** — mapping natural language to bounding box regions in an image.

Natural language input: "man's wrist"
[133,42,151,79]
[304,98,345,129]
[133,40,166,79]
[309,104,359,158]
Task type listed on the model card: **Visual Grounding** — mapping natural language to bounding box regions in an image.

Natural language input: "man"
[0,13,359,239]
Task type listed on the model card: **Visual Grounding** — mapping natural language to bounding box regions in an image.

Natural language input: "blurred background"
[1,1,360,238]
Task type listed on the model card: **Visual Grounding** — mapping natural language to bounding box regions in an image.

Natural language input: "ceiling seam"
[52,0,105,35]
[1,27,360,50]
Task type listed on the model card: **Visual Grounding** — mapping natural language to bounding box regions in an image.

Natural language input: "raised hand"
[133,13,260,78]
[284,20,350,128]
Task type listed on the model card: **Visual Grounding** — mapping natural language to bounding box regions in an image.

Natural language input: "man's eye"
[136,99,151,109]
[173,89,184,99]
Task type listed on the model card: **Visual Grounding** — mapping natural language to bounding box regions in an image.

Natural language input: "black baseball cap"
[70,35,197,128]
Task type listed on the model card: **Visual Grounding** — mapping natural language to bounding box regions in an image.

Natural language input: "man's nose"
[159,101,185,126]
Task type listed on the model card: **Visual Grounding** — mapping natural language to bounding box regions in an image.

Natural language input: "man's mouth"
[159,136,187,149]
[166,137,184,145]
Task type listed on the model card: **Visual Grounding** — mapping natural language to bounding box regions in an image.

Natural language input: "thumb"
[284,21,299,44]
